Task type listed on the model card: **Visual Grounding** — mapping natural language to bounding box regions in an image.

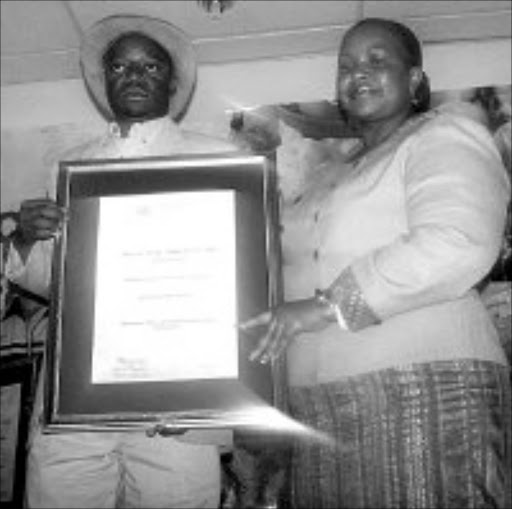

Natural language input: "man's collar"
[107,116,180,139]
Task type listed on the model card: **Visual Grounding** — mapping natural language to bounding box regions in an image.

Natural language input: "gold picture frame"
[44,152,282,433]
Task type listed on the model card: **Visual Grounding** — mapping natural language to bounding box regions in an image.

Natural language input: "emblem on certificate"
[44,152,281,432]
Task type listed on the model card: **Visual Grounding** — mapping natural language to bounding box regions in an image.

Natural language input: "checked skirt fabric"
[288,359,511,509]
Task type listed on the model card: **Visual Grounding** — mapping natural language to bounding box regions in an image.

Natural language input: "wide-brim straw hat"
[80,14,197,121]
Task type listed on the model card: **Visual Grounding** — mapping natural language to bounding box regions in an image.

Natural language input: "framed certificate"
[44,152,281,432]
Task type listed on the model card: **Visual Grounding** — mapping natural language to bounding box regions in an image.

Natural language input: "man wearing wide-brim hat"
[81,14,197,123]
[8,14,238,509]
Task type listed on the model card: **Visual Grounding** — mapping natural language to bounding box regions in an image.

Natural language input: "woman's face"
[336,24,418,125]
[104,33,174,122]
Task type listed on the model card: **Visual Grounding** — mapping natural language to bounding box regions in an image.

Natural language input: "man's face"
[103,32,175,122]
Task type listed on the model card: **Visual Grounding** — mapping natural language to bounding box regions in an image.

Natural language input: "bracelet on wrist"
[314,288,348,330]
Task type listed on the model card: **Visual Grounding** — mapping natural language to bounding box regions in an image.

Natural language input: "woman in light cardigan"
[242,18,511,508]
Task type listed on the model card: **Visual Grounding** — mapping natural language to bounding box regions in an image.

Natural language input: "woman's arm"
[327,114,510,329]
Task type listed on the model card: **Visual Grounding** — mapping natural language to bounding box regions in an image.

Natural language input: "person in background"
[470,86,512,363]
[241,17,511,508]
[2,14,239,508]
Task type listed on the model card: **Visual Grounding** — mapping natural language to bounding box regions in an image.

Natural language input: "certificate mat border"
[45,152,280,431]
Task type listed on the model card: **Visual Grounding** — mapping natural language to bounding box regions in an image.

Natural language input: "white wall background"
[1,37,511,210]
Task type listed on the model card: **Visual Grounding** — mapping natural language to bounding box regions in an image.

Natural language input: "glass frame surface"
[44,152,281,432]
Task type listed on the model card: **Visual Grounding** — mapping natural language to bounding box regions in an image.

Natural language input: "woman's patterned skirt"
[288,359,511,508]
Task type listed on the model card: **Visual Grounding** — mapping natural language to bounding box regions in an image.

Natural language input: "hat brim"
[80,15,197,121]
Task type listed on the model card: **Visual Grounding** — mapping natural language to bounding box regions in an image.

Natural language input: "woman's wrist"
[312,292,336,322]
[314,289,348,330]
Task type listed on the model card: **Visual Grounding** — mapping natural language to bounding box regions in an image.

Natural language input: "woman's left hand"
[240,298,331,364]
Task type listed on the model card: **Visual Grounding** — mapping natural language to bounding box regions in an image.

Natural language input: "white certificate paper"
[91,190,238,384]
